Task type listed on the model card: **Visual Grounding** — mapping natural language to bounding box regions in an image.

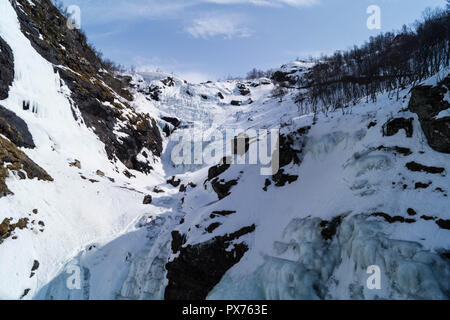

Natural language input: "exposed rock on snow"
[409,77,450,153]
[382,117,414,138]
[13,0,163,174]
[0,36,14,100]
[165,225,256,300]
[405,161,445,175]
[0,136,52,197]
[143,195,152,205]
[0,105,35,148]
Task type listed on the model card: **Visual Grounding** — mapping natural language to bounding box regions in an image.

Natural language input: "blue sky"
[60,0,447,83]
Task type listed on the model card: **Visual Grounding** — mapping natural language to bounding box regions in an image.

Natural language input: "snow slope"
[0,0,449,300]
[36,68,450,299]
[0,0,164,299]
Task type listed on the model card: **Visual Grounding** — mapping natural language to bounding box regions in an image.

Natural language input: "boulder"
[409,79,450,153]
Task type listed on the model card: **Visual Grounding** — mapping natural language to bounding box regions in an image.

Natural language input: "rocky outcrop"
[0,136,53,197]
[165,225,256,300]
[382,118,414,138]
[211,178,238,200]
[12,0,162,173]
[0,36,14,100]
[408,77,450,153]
[405,161,445,175]
[0,105,35,148]
[207,157,231,181]
[269,126,310,188]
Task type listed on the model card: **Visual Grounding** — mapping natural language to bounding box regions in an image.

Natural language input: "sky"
[59,0,447,83]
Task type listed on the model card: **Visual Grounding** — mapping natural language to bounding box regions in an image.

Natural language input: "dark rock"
[206,222,222,233]
[0,105,35,149]
[371,212,415,224]
[382,118,414,138]
[210,210,236,218]
[0,218,10,236]
[436,219,450,230]
[320,215,344,241]
[438,250,450,260]
[170,231,187,254]
[408,80,450,153]
[405,162,445,175]
[163,125,171,137]
[376,145,412,156]
[272,169,298,187]
[237,83,250,96]
[143,195,152,205]
[263,178,272,191]
[269,127,310,187]
[69,160,81,169]
[148,85,162,101]
[217,92,224,99]
[20,289,31,299]
[230,100,242,106]
[15,218,28,230]
[165,225,255,300]
[161,116,181,128]
[278,127,310,168]
[409,80,450,153]
[0,36,14,100]
[123,170,135,179]
[161,77,175,87]
[153,186,164,193]
[1,136,53,197]
[31,260,39,272]
[207,157,231,181]
[211,178,238,200]
[271,71,297,85]
[167,176,181,187]
[368,121,377,129]
[415,181,431,189]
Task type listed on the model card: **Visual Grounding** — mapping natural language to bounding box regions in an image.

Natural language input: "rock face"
[269,126,310,187]
[0,105,35,149]
[165,225,256,300]
[0,136,53,197]
[0,36,14,100]
[12,0,162,173]
[408,77,450,153]
[382,118,414,138]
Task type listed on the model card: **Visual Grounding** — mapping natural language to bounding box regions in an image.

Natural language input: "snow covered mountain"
[0,0,449,300]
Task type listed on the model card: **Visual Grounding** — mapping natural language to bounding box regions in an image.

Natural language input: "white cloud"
[204,0,319,7]
[185,13,252,39]
[65,0,319,24]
